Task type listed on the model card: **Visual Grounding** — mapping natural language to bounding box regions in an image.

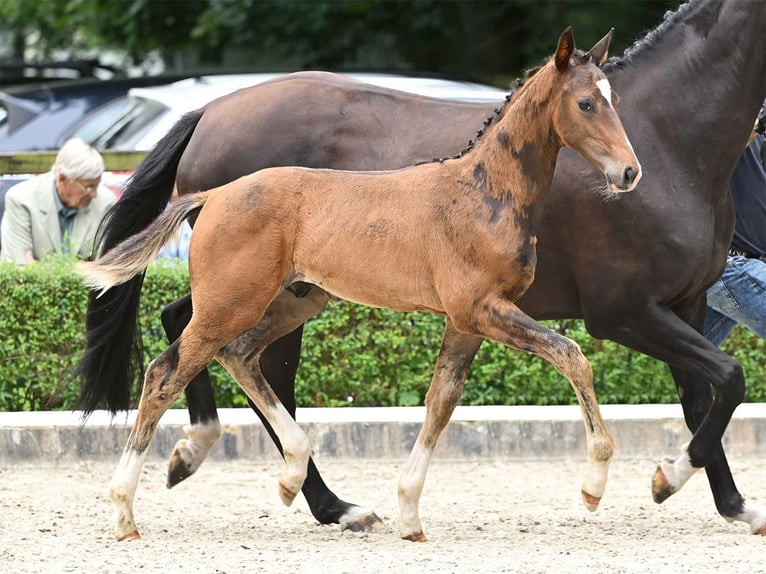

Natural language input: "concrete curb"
[2,404,766,465]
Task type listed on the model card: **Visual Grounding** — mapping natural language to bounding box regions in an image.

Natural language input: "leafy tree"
[1,0,679,84]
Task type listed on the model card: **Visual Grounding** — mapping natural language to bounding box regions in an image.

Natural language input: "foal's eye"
[578,100,593,112]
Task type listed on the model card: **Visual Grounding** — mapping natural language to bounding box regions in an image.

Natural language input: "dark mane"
[422,57,555,165]
[602,0,694,73]
[444,48,601,163]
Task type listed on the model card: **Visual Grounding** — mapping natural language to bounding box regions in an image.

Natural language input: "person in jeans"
[704,103,766,344]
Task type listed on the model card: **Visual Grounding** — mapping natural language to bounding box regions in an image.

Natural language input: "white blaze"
[597,76,642,187]
[597,78,614,110]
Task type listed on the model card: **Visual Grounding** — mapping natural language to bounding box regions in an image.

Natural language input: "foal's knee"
[556,337,592,380]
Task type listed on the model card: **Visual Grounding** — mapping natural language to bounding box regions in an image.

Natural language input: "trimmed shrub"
[1,258,764,411]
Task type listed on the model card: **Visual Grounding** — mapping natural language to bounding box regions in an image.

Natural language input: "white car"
[70,72,509,151]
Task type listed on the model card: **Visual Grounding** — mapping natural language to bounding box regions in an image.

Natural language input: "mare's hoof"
[581,490,601,512]
[116,530,141,542]
[342,512,387,533]
[402,531,428,542]
[651,464,676,504]
[754,525,766,536]
[167,454,194,489]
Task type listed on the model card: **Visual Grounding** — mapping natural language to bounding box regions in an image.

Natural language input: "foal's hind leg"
[210,288,379,518]
[164,292,318,489]
[454,298,615,511]
[228,328,387,531]
[398,320,482,541]
[162,295,223,487]
[110,335,222,541]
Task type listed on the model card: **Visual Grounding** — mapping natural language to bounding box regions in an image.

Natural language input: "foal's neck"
[456,66,561,205]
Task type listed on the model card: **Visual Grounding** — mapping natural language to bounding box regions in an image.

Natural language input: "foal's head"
[545,27,642,193]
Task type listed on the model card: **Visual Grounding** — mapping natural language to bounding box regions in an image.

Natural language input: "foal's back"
[196,162,474,313]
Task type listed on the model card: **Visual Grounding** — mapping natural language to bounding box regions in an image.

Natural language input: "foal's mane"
[427,48,593,164]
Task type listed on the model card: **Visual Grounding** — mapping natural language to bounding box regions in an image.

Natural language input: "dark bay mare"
[80,28,640,542]
[78,0,766,536]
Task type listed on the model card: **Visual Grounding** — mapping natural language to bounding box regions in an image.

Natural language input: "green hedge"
[1,258,765,411]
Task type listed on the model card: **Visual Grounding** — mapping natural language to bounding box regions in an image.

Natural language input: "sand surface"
[1,455,764,573]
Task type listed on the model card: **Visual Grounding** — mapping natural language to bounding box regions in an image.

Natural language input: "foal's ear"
[555,26,576,71]
[589,28,614,66]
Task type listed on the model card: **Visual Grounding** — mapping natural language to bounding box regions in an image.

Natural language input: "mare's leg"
[581,300,748,523]
[398,320,483,541]
[162,295,223,486]
[454,298,614,510]
[110,335,222,540]
[669,366,766,535]
[664,296,766,534]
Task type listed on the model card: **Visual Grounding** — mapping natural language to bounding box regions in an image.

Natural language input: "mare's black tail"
[76,109,204,417]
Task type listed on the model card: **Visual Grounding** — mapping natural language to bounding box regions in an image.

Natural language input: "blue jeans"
[705,255,766,346]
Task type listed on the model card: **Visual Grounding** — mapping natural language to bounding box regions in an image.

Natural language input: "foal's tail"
[78,193,208,295]
[76,110,203,418]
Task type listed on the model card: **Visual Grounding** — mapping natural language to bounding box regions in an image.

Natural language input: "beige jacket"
[0,172,116,264]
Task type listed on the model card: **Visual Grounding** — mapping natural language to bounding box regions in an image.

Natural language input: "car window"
[71,96,168,150]
[67,97,133,144]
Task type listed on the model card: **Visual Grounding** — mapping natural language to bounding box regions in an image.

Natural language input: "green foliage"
[2,258,765,412]
[298,312,678,408]
[0,255,87,410]
[298,305,444,407]
[2,0,679,85]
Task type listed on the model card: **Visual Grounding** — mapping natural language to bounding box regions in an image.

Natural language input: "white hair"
[52,138,105,180]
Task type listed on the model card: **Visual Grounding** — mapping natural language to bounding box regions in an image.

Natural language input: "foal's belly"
[296,257,446,314]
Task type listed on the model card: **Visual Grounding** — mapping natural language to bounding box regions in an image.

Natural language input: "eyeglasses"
[74,180,100,195]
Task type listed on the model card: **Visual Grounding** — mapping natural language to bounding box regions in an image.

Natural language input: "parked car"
[0,73,235,151]
[0,58,117,88]
[70,72,510,151]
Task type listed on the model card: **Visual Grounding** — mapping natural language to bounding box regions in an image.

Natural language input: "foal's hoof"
[402,531,428,542]
[166,441,196,488]
[754,525,766,536]
[651,464,676,504]
[581,490,601,512]
[116,530,141,542]
[341,512,387,533]
[278,482,299,507]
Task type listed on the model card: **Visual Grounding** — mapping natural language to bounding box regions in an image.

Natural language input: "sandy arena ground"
[0,455,764,573]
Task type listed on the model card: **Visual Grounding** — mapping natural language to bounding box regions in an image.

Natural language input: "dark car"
[0,58,118,88]
[0,73,212,152]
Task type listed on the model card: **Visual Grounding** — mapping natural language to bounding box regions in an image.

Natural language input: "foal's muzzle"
[606,162,642,193]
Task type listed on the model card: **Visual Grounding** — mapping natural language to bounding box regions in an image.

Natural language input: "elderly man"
[0,138,115,264]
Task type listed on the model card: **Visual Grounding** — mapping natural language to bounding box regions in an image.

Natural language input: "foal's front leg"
[455,298,615,511]
[398,320,483,541]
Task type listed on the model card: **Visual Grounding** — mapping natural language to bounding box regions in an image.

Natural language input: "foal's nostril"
[622,166,636,187]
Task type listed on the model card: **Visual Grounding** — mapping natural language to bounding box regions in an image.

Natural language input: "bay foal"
[80,27,640,542]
